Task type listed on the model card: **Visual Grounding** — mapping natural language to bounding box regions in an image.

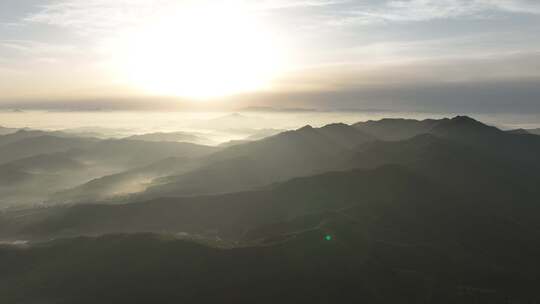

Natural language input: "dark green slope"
[67,138,217,169]
[354,117,441,141]
[0,233,407,304]
[140,123,373,198]
[356,116,540,163]
[0,130,59,147]
[0,165,442,241]
[347,133,540,194]
[1,116,540,303]
[1,218,539,304]
[45,123,371,204]
[0,135,95,164]
[46,156,202,205]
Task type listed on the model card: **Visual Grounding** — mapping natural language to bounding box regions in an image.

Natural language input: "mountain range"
[0,115,539,303]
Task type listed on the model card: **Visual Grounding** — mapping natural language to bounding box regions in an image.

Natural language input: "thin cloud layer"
[22,0,540,34]
[0,0,539,112]
[350,0,540,23]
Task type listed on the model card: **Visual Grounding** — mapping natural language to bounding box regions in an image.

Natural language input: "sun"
[109,3,286,100]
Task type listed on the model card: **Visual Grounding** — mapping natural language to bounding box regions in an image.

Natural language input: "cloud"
[242,78,540,114]
[0,39,80,68]
[24,0,161,35]
[23,0,341,35]
[20,0,540,42]
[484,0,540,14]
[9,0,540,108]
[0,39,76,54]
[316,0,540,26]
[251,0,342,10]
[272,49,540,94]
[353,0,485,23]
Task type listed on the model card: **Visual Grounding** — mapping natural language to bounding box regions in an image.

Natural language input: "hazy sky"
[1,0,540,112]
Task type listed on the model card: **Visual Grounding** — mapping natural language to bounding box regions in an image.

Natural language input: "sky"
[1,0,540,113]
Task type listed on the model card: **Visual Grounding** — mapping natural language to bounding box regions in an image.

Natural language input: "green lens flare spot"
[324,235,333,241]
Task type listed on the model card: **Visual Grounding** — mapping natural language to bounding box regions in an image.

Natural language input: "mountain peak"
[298,125,314,131]
[450,115,480,124]
[442,116,493,129]
[353,118,441,141]
[431,115,502,139]
[322,122,349,129]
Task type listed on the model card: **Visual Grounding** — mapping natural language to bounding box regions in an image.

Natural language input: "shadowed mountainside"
[140,123,374,198]
[41,116,540,206]
[1,165,436,241]
[2,200,540,304]
[354,118,441,141]
[49,123,373,204]
[0,131,218,209]
[1,116,540,303]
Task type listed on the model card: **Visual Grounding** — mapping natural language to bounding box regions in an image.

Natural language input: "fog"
[1,110,539,145]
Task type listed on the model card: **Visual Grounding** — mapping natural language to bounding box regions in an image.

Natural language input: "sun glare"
[110,3,286,99]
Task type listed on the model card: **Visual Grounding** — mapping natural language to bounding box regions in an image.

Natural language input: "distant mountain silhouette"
[0,129,104,147]
[354,118,440,140]
[429,115,502,139]
[0,165,440,241]
[126,131,206,144]
[218,139,251,148]
[191,112,264,131]
[0,130,55,147]
[44,117,540,205]
[65,139,217,170]
[245,128,284,140]
[2,153,85,173]
[434,116,540,163]
[0,132,217,208]
[140,123,373,198]
[47,156,202,204]
[0,135,95,164]
[354,116,502,141]
[219,129,285,148]
[0,153,105,209]
[346,134,540,199]
[357,116,540,163]
[59,126,130,139]
[43,141,217,205]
